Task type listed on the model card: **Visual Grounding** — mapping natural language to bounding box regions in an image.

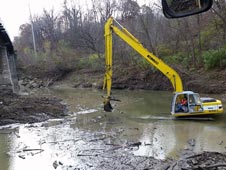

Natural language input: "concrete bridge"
[0,23,19,93]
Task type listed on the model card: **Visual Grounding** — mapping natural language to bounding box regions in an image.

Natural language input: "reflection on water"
[0,88,226,169]
[133,123,176,159]
[3,123,89,170]
[0,133,10,170]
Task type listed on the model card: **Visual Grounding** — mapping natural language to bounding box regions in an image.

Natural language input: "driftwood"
[48,139,81,144]
[23,149,44,152]
[108,142,142,151]
[77,153,98,157]
[184,153,202,159]
[88,137,107,142]
[22,148,45,156]
[167,162,177,170]
[18,155,26,159]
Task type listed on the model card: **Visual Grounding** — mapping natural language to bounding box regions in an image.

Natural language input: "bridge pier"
[0,24,19,93]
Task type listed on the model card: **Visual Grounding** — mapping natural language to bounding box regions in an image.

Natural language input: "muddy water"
[0,87,226,169]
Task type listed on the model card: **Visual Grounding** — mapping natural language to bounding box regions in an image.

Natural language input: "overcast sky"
[0,0,64,40]
[0,0,154,40]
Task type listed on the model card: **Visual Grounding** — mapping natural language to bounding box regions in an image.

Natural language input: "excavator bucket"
[104,99,113,112]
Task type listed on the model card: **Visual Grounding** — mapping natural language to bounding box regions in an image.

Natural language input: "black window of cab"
[162,0,213,18]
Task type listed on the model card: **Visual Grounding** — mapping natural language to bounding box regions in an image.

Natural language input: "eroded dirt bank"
[43,67,226,94]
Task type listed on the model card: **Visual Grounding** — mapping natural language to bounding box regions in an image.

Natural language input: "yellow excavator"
[102,17,223,117]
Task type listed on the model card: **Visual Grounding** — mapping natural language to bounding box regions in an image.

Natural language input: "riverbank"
[17,61,226,94]
[34,66,226,94]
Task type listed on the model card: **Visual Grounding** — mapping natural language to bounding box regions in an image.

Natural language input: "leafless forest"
[14,0,226,78]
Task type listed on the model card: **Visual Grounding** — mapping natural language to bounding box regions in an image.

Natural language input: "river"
[0,87,226,169]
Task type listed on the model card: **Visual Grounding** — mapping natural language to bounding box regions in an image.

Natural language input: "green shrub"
[203,48,226,70]
[78,54,104,70]
[163,52,189,66]
[157,45,174,57]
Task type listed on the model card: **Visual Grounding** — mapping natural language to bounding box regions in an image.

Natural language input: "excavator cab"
[172,91,203,116]
[172,91,223,117]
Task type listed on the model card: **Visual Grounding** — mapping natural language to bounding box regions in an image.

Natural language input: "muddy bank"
[0,90,68,126]
[110,68,226,94]
[47,67,226,94]
[18,61,226,94]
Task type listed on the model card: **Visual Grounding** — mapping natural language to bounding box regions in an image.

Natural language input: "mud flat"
[2,119,226,170]
[0,90,68,126]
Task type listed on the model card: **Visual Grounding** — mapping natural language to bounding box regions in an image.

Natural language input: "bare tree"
[40,9,60,51]
[61,1,82,49]
[211,0,226,43]
[120,0,140,20]
[94,0,118,23]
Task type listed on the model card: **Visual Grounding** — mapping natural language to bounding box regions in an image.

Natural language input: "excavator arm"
[103,17,183,111]
[103,18,114,111]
